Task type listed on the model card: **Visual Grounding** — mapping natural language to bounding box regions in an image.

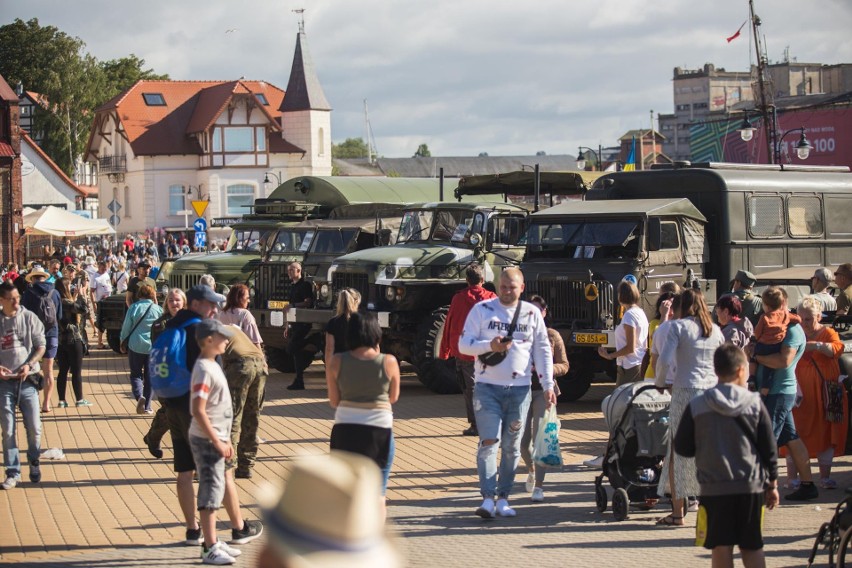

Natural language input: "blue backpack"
[149,317,201,398]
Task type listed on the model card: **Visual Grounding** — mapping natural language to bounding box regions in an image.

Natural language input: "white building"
[83,30,331,234]
[21,133,98,216]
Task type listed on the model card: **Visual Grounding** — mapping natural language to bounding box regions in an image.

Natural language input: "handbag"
[477,303,522,368]
[533,405,563,469]
[812,358,844,423]
[121,303,153,354]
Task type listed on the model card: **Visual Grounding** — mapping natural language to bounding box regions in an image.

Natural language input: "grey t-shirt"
[0,307,46,375]
[188,358,233,442]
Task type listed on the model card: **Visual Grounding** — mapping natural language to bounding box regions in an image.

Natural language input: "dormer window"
[142,93,166,106]
[255,93,269,105]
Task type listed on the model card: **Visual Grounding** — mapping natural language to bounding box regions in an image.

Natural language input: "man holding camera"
[459,268,555,519]
[0,281,46,489]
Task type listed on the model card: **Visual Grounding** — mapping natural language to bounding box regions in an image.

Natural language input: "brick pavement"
[0,346,848,567]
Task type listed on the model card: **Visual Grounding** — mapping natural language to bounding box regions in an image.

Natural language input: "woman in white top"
[114,261,129,294]
[598,281,649,387]
[218,284,262,347]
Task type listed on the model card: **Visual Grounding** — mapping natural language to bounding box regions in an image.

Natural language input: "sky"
[4,0,852,158]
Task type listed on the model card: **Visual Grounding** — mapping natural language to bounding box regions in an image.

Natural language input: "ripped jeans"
[473,382,531,499]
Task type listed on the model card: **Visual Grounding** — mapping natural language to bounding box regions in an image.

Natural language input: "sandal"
[655,515,684,526]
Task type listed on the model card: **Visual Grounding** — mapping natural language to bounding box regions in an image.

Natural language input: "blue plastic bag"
[533,405,563,469]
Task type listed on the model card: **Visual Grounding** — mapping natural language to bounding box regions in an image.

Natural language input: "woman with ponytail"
[324,288,362,377]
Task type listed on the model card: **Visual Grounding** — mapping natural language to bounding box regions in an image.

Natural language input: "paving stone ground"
[0,345,848,567]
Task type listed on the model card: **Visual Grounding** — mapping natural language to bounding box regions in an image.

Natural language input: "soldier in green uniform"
[835,263,852,316]
[729,270,763,327]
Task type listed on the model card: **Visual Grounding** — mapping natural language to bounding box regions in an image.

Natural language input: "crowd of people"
[2,253,852,567]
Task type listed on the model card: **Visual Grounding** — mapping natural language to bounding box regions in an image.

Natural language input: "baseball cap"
[137,261,151,269]
[812,267,833,284]
[186,284,226,304]
[734,270,757,287]
[195,319,236,342]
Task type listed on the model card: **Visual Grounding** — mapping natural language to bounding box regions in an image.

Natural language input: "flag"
[726,21,746,43]
[623,137,636,171]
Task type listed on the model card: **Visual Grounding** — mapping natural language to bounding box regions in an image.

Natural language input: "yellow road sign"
[584,283,599,301]
[191,200,209,218]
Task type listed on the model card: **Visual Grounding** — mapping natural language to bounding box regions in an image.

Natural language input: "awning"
[23,206,115,237]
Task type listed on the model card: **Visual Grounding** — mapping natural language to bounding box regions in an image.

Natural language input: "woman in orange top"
[784,296,847,489]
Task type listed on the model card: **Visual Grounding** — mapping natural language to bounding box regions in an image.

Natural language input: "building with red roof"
[0,73,24,264]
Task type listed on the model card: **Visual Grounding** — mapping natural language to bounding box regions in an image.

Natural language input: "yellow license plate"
[267,300,289,310]
[573,333,608,345]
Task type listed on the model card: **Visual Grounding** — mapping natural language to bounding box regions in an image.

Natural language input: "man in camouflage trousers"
[221,326,268,479]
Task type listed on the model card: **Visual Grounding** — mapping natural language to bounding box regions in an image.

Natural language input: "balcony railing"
[98,155,127,174]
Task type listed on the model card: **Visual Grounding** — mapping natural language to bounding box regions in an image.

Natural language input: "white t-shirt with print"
[92,272,113,301]
[615,306,649,369]
[188,358,233,442]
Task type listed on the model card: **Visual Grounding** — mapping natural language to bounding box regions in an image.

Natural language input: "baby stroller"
[807,489,852,567]
[594,381,671,521]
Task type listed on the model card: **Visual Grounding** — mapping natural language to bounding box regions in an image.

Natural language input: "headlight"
[249,286,256,298]
[395,287,405,300]
[320,284,329,299]
[384,264,397,280]
[384,286,396,301]
[160,285,170,296]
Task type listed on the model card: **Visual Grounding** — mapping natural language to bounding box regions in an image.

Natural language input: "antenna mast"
[364,99,378,164]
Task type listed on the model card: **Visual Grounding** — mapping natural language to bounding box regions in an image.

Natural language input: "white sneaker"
[524,471,535,493]
[201,541,236,565]
[475,498,496,519]
[218,541,242,558]
[495,498,516,517]
[584,455,604,468]
[0,475,20,490]
[531,487,544,502]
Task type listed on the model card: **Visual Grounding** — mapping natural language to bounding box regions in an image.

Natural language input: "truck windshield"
[397,209,482,244]
[269,229,315,253]
[227,230,265,252]
[525,220,640,259]
[310,229,359,254]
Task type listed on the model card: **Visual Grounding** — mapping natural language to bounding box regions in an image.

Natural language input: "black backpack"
[35,291,58,329]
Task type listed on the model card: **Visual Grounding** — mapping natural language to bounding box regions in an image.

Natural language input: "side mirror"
[647,218,662,252]
[470,233,482,247]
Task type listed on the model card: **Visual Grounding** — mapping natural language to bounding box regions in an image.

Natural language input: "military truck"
[521,161,852,400]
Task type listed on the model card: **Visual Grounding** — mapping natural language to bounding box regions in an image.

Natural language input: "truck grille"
[169,273,202,291]
[254,264,292,308]
[527,278,615,328]
[332,272,370,305]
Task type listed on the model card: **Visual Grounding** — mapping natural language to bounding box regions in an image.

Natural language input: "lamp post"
[576,145,603,171]
[737,111,811,164]
[263,171,283,193]
[775,126,812,163]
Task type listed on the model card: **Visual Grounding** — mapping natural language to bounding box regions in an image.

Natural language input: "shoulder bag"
[811,357,844,423]
[121,303,154,354]
[478,302,522,367]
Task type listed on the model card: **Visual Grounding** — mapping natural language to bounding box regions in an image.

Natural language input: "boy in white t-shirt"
[189,319,262,565]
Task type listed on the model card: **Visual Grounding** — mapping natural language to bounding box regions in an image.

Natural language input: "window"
[223,127,254,152]
[255,93,269,105]
[142,93,166,106]
[788,196,822,237]
[659,221,680,250]
[318,127,325,156]
[226,184,254,216]
[748,196,785,237]
[169,185,185,215]
[212,129,222,152]
[256,127,266,152]
[123,186,131,218]
[489,216,526,246]
[676,103,690,111]
[694,102,708,109]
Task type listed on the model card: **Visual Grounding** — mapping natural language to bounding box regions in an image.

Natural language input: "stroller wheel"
[595,482,607,513]
[807,522,830,567]
[612,488,629,521]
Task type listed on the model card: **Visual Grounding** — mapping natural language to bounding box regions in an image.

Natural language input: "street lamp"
[576,145,603,171]
[776,127,812,163]
[263,171,283,193]
[737,114,757,142]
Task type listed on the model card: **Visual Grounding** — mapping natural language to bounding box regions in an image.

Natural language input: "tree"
[414,143,431,158]
[332,137,369,159]
[100,55,169,100]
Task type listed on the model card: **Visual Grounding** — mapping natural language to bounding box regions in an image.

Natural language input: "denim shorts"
[44,335,59,360]
[762,393,798,447]
[189,435,226,510]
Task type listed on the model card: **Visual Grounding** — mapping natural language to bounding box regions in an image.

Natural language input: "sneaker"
[230,519,263,544]
[286,381,305,391]
[136,397,146,414]
[462,426,478,437]
[234,469,253,479]
[185,527,202,546]
[201,541,236,565]
[786,479,802,490]
[786,482,819,501]
[822,478,838,490]
[1,475,20,490]
[217,541,242,558]
[687,498,699,512]
[584,455,604,468]
[76,399,93,407]
[144,409,153,414]
[531,487,544,502]
[143,434,164,459]
[524,471,535,493]
[58,400,68,408]
[495,498,516,517]
[475,498,496,519]
[29,460,41,483]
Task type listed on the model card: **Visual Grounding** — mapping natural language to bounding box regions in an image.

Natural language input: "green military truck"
[521,162,852,400]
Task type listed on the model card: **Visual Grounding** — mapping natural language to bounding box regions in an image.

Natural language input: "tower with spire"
[278,18,332,176]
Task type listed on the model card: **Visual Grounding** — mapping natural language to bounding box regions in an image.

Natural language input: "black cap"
[186,284,226,304]
[137,261,151,269]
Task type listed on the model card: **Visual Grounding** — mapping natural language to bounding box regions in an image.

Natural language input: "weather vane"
[292,9,305,33]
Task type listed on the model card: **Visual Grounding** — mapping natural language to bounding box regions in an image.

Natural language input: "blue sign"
[193,217,208,232]
[194,231,207,249]
[622,274,638,285]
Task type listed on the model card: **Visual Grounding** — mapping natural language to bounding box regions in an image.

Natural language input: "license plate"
[573,333,608,345]
[267,300,289,309]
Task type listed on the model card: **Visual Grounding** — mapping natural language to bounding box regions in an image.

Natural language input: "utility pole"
[750,0,776,163]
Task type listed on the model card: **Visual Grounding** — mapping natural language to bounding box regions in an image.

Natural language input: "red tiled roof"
[22,133,88,197]
[90,80,287,157]
[0,142,14,157]
[0,73,17,102]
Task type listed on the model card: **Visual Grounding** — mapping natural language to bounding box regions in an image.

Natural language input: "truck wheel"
[107,330,122,354]
[412,307,461,394]
[556,370,592,402]
[266,346,295,373]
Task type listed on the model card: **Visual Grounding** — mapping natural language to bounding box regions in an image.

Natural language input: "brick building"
[0,73,23,264]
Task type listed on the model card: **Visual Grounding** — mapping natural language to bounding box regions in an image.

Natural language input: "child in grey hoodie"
[674,344,779,568]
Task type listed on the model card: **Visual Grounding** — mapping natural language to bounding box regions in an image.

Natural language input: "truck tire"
[412,307,461,395]
[557,369,592,402]
[107,330,122,354]
[266,346,295,373]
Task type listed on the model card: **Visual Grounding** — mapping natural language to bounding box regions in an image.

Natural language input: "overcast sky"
[5,0,852,158]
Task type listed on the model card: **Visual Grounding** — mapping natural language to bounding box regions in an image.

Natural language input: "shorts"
[762,393,799,447]
[330,423,393,495]
[189,435,226,510]
[163,396,196,473]
[697,493,764,550]
[44,335,58,359]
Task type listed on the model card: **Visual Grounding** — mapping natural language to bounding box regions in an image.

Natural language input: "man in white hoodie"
[459,268,556,518]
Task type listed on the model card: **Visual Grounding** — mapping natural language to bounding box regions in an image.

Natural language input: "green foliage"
[0,18,168,175]
[332,137,369,159]
[414,143,431,158]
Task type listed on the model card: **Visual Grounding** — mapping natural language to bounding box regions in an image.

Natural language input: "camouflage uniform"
[732,288,763,328]
[222,329,268,474]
